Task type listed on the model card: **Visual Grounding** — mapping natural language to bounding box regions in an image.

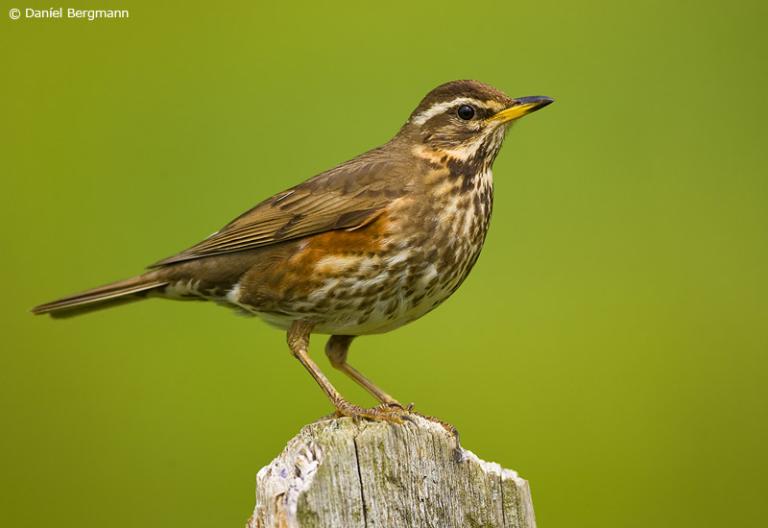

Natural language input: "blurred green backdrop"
[1,1,766,527]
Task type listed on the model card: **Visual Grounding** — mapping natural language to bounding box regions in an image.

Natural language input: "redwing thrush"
[33,80,553,421]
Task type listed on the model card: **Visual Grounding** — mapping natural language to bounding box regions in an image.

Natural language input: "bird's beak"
[488,96,554,125]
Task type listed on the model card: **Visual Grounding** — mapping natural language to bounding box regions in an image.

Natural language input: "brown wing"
[150,146,407,267]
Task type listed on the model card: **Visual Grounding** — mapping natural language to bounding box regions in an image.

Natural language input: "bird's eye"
[457,104,475,120]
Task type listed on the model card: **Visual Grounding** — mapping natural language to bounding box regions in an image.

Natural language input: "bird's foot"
[379,398,414,411]
[334,400,414,424]
[408,410,460,442]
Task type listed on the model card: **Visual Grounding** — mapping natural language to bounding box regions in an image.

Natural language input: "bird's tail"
[31,274,168,318]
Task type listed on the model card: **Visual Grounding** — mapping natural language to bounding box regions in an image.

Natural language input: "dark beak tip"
[515,95,554,108]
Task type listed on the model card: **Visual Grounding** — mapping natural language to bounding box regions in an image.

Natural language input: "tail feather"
[32,275,168,317]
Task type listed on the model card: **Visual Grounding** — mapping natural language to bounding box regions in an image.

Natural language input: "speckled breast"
[237,169,494,336]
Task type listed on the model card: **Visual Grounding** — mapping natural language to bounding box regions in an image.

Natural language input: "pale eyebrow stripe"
[410,97,487,125]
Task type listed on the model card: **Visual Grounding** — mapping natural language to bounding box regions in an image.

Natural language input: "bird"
[32,80,553,422]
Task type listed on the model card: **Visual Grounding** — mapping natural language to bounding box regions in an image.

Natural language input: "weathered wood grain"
[248,415,536,528]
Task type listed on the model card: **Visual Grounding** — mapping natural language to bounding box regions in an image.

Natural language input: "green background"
[1,1,766,526]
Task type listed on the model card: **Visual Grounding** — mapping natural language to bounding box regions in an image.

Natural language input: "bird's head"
[402,80,553,168]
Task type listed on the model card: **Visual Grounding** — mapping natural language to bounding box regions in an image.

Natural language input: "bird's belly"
[254,291,445,335]
[225,186,492,335]
[235,240,482,335]
[238,255,450,335]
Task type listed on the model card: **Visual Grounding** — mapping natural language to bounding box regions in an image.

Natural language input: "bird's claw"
[334,401,413,424]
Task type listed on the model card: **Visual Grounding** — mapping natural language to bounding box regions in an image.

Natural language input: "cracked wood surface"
[248,415,536,528]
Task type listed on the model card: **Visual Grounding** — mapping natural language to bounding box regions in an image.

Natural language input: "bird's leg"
[287,321,409,423]
[325,336,458,439]
[325,335,405,408]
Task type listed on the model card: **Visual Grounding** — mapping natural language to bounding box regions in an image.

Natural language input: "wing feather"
[150,147,407,267]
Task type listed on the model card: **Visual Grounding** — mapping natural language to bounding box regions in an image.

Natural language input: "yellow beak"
[488,96,554,124]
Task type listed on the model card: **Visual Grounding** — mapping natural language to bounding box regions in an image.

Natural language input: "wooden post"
[247,414,536,528]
